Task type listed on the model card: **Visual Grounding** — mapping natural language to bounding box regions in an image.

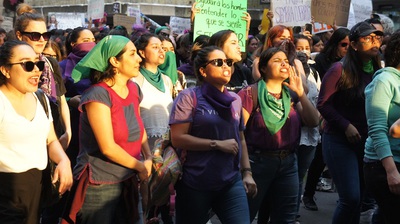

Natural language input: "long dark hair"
[384,30,400,68]
[0,40,32,86]
[321,28,350,62]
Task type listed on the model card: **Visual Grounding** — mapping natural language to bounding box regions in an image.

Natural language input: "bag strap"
[36,89,49,118]
[250,82,258,114]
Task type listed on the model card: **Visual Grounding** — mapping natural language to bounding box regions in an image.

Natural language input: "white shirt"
[0,91,52,173]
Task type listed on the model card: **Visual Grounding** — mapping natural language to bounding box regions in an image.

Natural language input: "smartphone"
[305,23,313,33]
[293,26,302,34]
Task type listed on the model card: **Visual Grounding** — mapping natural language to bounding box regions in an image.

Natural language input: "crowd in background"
[0,2,400,224]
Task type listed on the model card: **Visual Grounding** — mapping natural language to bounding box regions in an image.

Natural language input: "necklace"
[268,91,282,99]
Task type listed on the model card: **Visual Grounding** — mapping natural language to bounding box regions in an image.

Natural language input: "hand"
[283,66,304,98]
[215,139,239,156]
[345,124,361,144]
[267,11,274,20]
[302,30,313,39]
[387,169,400,195]
[53,158,73,194]
[242,12,252,28]
[143,159,153,177]
[137,163,149,182]
[243,174,257,198]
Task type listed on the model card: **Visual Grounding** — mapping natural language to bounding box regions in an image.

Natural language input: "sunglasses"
[21,31,51,41]
[339,42,349,47]
[204,58,234,67]
[8,61,45,72]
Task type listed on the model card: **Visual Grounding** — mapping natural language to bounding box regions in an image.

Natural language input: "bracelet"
[241,167,252,175]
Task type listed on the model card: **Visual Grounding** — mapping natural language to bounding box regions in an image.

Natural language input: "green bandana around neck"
[71,35,130,83]
[363,60,374,74]
[258,80,291,135]
[158,51,178,84]
[140,67,165,92]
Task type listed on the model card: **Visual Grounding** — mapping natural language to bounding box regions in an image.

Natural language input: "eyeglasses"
[21,31,51,41]
[8,61,45,72]
[42,53,57,58]
[339,42,349,48]
[204,58,234,67]
[360,35,383,44]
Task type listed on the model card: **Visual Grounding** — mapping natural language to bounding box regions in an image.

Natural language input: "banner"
[347,0,372,28]
[311,0,351,27]
[47,12,86,30]
[87,0,104,20]
[271,0,311,27]
[193,0,247,51]
[169,17,191,35]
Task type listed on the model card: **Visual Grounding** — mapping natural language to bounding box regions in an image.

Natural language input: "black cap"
[349,22,383,41]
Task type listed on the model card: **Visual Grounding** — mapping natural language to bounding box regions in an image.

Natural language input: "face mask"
[299,49,311,58]
[73,42,96,54]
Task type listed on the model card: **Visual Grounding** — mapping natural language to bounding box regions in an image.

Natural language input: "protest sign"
[47,12,85,30]
[193,0,247,51]
[271,0,311,27]
[259,8,272,35]
[113,14,136,34]
[127,6,142,24]
[311,0,351,27]
[169,17,191,35]
[313,22,333,34]
[347,0,372,28]
[88,0,104,20]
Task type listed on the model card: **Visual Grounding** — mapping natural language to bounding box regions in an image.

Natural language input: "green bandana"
[362,60,374,74]
[140,67,165,92]
[71,35,130,83]
[159,51,178,84]
[258,80,291,135]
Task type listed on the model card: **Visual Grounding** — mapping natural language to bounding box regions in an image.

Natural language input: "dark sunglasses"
[204,58,234,67]
[339,42,349,48]
[21,31,51,41]
[8,61,45,72]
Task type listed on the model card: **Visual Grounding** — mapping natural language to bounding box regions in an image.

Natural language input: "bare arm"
[390,118,400,138]
[382,156,400,195]
[58,95,72,150]
[239,131,257,197]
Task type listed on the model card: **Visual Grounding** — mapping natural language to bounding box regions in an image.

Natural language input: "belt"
[252,149,294,159]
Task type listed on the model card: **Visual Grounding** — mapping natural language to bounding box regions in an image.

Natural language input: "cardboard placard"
[113,14,136,34]
[87,0,105,20]
[311,0,351,27]
[271,0,312,27]
[193,0,248,51]
[169,16,191,35]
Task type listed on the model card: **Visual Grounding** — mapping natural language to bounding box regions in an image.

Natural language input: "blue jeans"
[248,152,299,224]
[296,145,316,213]
[175,174,249,224]
[77,182,143,224]
[322,133,364,224]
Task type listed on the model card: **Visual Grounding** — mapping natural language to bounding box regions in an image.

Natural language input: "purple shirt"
[317,62,372,137]
[169,87,244,191]
[238,85,301,152]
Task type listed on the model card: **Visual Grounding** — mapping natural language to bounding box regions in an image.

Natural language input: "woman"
[365,30,400,223]
[317,21,383,224]
[62,35,152,224]
[170,45,256,224]
[311,35,324,53]
[208,30,254,93]
[0,40,72,224]
[14,6,71,151]
[134,33,174,148]
[302,27,350,211]
[243,35,259,69]
[238,47,319,223]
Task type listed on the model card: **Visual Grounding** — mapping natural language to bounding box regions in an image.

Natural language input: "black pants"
[0,169,42,224]
[364,161,400,224]
[303,143,325,197]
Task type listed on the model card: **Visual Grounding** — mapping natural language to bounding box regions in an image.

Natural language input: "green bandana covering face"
[158,51,178,84]
[258,80,291,135]
[362,60,374,74]
[71,35,130,83]
[140,67,165,93]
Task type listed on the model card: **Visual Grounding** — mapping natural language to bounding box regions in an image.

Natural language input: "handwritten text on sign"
[194,0,247,51]
[272,0,311,27]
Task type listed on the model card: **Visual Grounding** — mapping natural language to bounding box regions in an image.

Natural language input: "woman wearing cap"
[365,30,400,224]
[61,35,152,224]
[317,21,383,223]
[0,40,72,224]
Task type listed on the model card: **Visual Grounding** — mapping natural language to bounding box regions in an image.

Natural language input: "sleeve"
[78,86,111,112]
[169,88,195,125]
[365,75,393,160]
[237,86,254,114]
[317,62,350,132]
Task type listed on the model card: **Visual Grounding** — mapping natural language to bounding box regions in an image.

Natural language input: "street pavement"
[210,190,338,224]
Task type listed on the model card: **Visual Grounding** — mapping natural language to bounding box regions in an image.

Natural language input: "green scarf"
[140,67,165,92]
[71,35,130,83]
[362,60,374,74]
[158,51,178,84]
[258,80,291,135]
